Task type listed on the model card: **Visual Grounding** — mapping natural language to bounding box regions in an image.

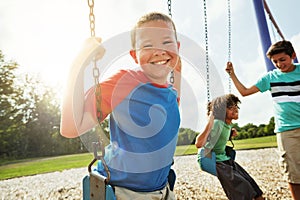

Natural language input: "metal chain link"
[227,0,232,94]
[93,61,103,124]
[227,0,231,63]
[88,0,96,37]
[167,0,174,84]
[203,0,232,98]
[87,0,110,180]
[203,0,210,102]
[167,0,172,18]
[87,0,103,124]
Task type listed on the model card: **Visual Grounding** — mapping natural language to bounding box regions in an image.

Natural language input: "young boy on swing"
[226,40,300,200]
[60,12,181,199]
[195,94,265,200]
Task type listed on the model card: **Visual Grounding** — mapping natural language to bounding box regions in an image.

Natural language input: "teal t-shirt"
[204,119,232,162]
[255,63,300,133]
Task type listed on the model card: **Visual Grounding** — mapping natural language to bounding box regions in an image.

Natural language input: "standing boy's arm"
[60,37,105,138]
[226,62,259,96]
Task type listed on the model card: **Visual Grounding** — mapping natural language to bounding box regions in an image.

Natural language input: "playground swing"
[82,1,116,200]
[198,0,236,177]
[82,0,177,199]
[198,0,298,177]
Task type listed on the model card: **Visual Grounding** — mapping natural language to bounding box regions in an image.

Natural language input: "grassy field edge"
[0,135,277,180]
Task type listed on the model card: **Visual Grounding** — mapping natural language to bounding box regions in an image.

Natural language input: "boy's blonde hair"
[130,12,178,49]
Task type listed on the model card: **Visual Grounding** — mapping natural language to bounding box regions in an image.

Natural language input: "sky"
[1,0,300,133]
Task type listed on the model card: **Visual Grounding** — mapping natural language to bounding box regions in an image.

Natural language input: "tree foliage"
[177,117,275,146]
[0,51,26,158]
[0,51,84,160]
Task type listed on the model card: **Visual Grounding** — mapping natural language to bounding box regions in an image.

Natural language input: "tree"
[19,77,61,157]
[0,51,26,158]
[264,117,275,136]
[177,128,198,146]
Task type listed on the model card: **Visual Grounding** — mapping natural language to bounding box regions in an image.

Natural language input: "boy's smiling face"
[130,20,180,84]
[271,52,296,73]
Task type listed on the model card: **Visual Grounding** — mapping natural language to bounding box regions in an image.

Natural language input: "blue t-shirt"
[255,64,300,132]
[95,70,180,192]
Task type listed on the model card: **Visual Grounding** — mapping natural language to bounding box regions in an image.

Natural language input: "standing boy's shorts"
[114,183,175,200]
[277,128,300,184]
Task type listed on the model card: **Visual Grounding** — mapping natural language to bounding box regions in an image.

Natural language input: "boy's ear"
[130,49,138,64]
[177,41,181,49]
[292,52,297,60]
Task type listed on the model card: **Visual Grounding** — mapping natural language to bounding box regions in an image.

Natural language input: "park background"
[0,0,299,177]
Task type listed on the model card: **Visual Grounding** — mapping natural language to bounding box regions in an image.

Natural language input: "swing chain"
[92,60,107,177]
[93,61,103,124]
[203,0,210,102]
[167,0,172,18]
[227,0,231,62]
[227,0,232,93]
[87,0,110,182]
[167,0,174,84]
[87,0,103,124]
[88,0,96,37]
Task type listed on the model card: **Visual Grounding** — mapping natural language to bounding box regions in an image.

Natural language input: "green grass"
[0,153,94,180]
[0,135,277,180]
[175,135,277,156]
[231,135,277,150]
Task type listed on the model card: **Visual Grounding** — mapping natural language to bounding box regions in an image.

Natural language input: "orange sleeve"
[84,70,145,122]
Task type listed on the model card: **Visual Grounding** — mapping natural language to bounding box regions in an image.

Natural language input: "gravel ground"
[0,148,292,200]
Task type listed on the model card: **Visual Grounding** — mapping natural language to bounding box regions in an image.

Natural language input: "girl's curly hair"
[207,94,241,122]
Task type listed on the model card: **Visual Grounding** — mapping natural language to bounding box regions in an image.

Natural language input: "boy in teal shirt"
[226,40,300,200]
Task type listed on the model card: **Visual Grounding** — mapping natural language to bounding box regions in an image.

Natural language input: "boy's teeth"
[153,60,167,65]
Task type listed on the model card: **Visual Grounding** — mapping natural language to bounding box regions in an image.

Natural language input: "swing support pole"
[252,0,274,72]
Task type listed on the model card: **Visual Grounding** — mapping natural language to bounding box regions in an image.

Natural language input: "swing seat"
[199,148,217,176]
[83,170,116,200]
[199,146,236,176]
[83,169,176,199]
[225,145,236,161]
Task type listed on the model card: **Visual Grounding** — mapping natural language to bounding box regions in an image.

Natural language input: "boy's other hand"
[226,61,234,75]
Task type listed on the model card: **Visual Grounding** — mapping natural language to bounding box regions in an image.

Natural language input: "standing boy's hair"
[266,40,295,59]
[130,12,178,49]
